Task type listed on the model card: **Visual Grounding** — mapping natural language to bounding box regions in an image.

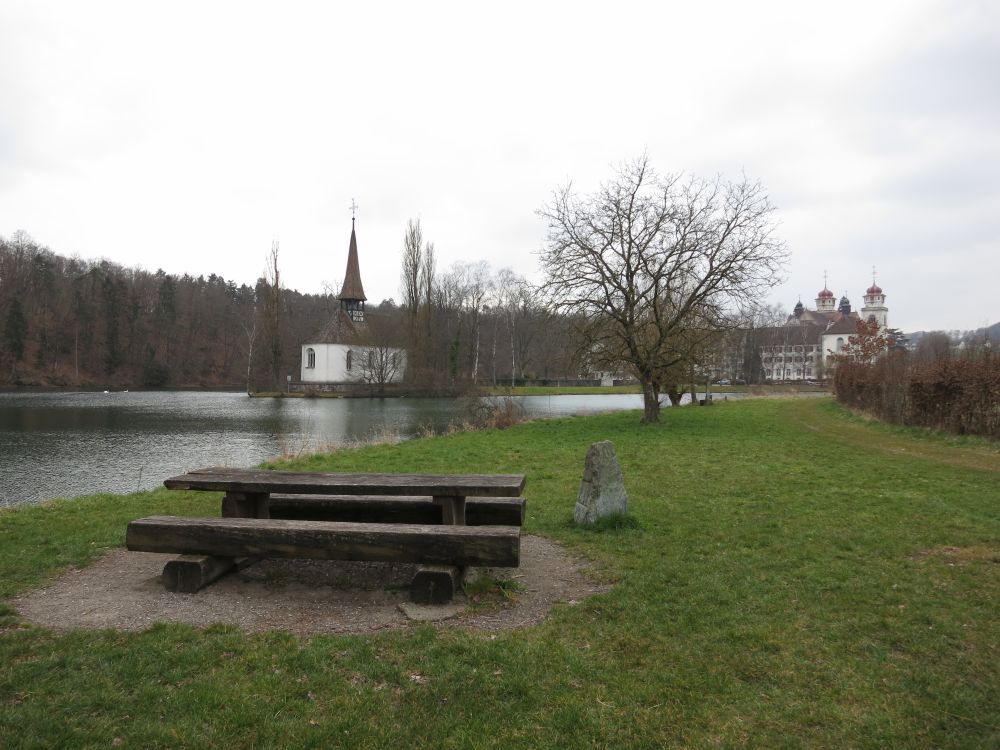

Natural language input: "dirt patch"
[910,546,1000,565]
[10,535,610,635]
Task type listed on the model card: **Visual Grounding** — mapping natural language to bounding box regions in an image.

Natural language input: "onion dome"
[793,300,804,317]
[866,283,883,295]
[818,287,834,299]
[838,295,852,314]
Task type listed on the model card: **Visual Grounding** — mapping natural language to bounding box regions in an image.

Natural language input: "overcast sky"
[1,0,997,332]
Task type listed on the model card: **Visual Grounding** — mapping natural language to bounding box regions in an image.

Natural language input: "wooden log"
[410,565,464,604]
[164,468,525,498]
[268,494,525,526]
[162,555,239,593]
[127,516,520,567]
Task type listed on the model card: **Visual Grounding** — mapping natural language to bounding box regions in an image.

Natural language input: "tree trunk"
[664,385,683,406]
[641,381,661,423]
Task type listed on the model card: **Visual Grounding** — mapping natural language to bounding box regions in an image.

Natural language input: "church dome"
[817,287,834,299]
[866,283,883,295]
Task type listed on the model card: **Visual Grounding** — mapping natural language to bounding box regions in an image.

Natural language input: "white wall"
[301,343,352,384]
[300,343,406,384]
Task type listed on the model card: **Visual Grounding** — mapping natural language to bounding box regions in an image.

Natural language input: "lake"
[0,390,720,505]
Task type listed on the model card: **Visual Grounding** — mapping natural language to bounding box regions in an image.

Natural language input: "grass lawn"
[485,384,828,396]
[1,398,998,748]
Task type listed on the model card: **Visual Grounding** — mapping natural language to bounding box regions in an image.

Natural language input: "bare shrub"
[464,395,524,430]
[834,346,999,438]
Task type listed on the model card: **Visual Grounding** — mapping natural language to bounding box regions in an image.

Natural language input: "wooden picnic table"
[130,467,528,602]
[164,467,526,525]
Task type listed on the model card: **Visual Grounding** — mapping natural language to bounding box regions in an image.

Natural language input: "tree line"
[0,229,580,391]
[0,230,334,389]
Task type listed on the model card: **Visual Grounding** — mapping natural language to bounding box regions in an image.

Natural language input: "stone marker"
[574,441,628,525]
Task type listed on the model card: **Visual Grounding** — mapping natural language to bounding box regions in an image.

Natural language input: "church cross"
[349,199,358,220]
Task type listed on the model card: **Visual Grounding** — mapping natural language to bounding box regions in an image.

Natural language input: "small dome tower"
[815,272,836,313]
[861,267,888,327]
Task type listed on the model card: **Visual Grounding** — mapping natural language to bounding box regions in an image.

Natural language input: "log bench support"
[410,565,465,605]
[433,495,465,525]
[159,490,268,591]
[221,491,269,519]
[163,555,240,593]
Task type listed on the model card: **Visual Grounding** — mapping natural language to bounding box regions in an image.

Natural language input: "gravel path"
[11,535,610,635]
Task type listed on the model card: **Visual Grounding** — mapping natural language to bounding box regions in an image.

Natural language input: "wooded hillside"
[0,230,580,390]
[0,231,346,389]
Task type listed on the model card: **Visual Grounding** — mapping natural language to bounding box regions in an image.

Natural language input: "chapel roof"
[311,309,360,345]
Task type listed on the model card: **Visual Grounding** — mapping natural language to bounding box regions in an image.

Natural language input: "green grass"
[2,398,998,748]
[487,384,645,395]
[485,383,828,396]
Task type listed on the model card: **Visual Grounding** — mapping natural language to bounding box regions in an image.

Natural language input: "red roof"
[866,284,883,295]
[817,287,834,299]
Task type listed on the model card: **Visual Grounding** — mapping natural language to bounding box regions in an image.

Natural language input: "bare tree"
[242,316,257,396]
[420,241,435,366]
[539,156,787,422]
[262,240,283,390]
[356,313,405,396]
[458,261,492,381]
[400,219,422,336]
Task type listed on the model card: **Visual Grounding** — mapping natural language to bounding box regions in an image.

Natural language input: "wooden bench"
[127,516,520,566]
[268,494,525,526]
[130,467,527,603]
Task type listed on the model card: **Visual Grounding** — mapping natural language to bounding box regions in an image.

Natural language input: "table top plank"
[164,467,526,497]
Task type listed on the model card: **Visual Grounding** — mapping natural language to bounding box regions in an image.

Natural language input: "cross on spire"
[349,198,358,222]
[872,264,877,284]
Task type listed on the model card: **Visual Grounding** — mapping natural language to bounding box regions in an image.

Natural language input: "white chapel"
[299,219,405,388]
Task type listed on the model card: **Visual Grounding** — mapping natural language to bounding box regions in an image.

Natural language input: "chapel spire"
[337,207,367,323]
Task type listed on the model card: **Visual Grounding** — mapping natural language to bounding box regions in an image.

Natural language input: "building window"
[836,337,844,352]
[306,348,315,369]
[346,350,353,371]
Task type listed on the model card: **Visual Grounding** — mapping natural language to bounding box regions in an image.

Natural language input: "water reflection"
[1,390,667,505]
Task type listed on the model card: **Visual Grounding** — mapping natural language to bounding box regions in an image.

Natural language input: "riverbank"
[2,398,998,747]
[250,383,832,398]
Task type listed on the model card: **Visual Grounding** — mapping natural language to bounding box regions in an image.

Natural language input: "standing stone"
[574,441,628,525]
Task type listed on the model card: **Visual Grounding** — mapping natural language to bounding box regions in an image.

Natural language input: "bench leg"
[433,495,466,525]
[410,565,465,604]
[163,555,239,593]
[222,491,270,519]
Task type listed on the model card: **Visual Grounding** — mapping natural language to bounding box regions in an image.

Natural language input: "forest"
[0,229,579,391]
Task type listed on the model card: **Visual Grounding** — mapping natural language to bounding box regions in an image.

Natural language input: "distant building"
[758,273,892,381]
[299,219,405,388]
